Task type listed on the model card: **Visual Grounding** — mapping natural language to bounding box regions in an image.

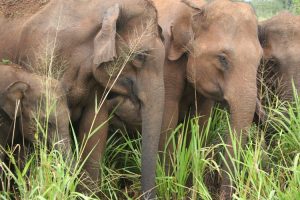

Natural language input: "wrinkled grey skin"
[0,109,14,163]
[0,0,164,197]
[0,64,71,164]
[109,0,262,199]
[159,1,262,199]
[258,12,300,102]
[107,96,141,132]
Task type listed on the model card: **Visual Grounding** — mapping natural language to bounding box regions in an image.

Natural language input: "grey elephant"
[158,1,262,198]
[108,0,263,199]
[0,0,165,197]
[0,63,71,166]
[259,12,300,102]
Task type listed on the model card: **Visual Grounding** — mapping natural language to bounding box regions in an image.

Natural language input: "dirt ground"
[0,0,49,18]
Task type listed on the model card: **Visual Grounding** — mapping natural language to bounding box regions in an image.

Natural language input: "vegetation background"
[0,0,300,200]
[250,0,300,19]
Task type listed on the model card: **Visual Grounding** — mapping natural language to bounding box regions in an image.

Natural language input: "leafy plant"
[0,59,12,65]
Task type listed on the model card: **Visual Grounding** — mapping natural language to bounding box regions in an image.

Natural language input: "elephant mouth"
[196,84,224,102]
[113,113,125,123]
[111,110,142,129]
[107,91,120,100]
[107,89,141,110]
[107,93,142,128]
[100,74,141,113]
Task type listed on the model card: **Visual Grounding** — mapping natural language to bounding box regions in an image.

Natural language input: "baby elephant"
[0,64,72,163]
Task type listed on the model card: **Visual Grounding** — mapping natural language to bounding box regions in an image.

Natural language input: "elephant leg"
[0,145,4,191]
[0,135,6,162]
[0,117,14,191]
[159,60,186,174]
[220,135,238,200]
[159,98,180,173]
[0,115,13,163]
[196,95,215,131]
[182,95,216,192]
[77,92,108,195]
[254,98,266,124]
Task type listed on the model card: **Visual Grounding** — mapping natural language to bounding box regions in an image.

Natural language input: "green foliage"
[251,0,286,20]
[0,101,84,199]
[1,14,300,198]
[292,0,300,13]
[2,96,300,199]
[249,0,300,20]
[0,59,12,65]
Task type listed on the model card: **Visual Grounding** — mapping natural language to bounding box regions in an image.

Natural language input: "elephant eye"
[217,54,229,70]
[132,51,148,68]
[136,53,146,62]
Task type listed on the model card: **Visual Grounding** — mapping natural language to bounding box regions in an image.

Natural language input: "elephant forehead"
[193,39,232,57]
[205,0,256,22]
[121,0,157,18]
[193,43,208,55]
[119,20,157,42]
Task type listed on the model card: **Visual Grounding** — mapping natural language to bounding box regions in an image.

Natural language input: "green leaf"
[1,58,12,65]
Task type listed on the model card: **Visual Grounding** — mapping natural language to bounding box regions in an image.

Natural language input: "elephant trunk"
[221,72,257,198]
[49,110,73,166]
[228,89,257,143]
[55,130,73,162]
[225,64,258,146]
[138,72,165,199]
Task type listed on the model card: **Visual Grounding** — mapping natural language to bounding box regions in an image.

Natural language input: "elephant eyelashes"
[217,54,229,70]
[136,53,146,62]
[132,52,147,68]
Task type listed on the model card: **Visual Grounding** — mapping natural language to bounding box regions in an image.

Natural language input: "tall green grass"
[2,91,299,200]
[1,6,300,199]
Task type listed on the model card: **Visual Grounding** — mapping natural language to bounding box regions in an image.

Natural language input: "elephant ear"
[181,0,203,10]
[158,25,165,42]
[182,0,207,32]
[93,4,120,66]
[168,25,188,61]
[258,24,267,48]
[168,0,205,61]
[168,21,195,61]
[0,81,30,119]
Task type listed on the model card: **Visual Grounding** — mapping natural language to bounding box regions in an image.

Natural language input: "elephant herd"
[0,0,299,199]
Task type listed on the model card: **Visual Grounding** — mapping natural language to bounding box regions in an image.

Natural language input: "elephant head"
[0,0,164,197]
[169,0,262,197]
[91,1,165,198]
[258,12,300,101]
[0,64,72,159]
[170,0,262,135]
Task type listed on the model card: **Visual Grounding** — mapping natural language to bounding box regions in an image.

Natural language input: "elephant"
[0,63,71,166]
[258,12,300,102]
[0,109,12,161]
[165,0,262,198]
[0,0,165,197]
[108,0,263,198]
